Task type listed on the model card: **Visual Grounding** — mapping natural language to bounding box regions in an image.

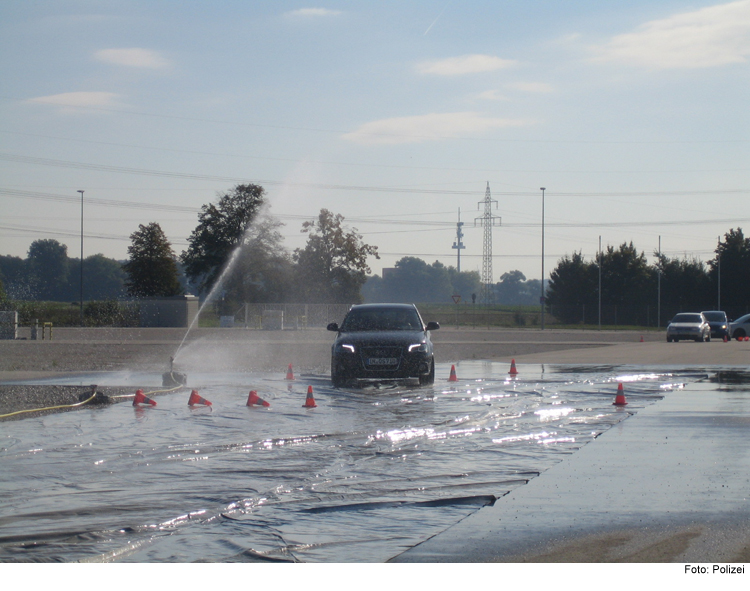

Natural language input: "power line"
[1,153,747,198]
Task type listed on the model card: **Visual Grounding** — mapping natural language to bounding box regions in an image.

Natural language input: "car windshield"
[702,312,726,321]
[340,307,422,331]
[672,314,702,323]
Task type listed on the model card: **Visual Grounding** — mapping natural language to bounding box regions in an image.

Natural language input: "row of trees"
[101,185,381,308]
[363,259,542,306]
[3,180,748,325]
[546,230,750,324]
[0,241,127,302]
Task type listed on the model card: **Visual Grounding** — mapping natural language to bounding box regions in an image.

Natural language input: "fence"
[234,303,353,329]
[212,302,750,330]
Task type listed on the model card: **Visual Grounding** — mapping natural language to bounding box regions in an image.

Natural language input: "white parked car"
[666,313,711,343]
[729,313,750,341]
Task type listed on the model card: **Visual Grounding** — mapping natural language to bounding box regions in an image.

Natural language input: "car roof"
[349,303,417,310]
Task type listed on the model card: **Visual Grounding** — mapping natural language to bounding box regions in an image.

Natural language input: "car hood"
[335,330,427,346]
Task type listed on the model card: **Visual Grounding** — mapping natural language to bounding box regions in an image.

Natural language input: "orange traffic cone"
[285,363,295,380]
[640,336,644,342]
[188,390,212,406]
[723,334,728,342]
[303,385,317,408]
[448,364,458,382]
[133,389,157,407]
[613,383,628,406]
[509,359,518,375]
[246,390,271,408]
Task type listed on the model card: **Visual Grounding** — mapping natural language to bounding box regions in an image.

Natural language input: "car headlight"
[408,342,427,353]
[336,343,355,353]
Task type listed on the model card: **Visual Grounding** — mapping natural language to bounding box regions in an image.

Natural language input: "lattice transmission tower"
[474,182,501,305]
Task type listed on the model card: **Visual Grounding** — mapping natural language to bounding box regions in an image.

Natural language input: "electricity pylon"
[474,182,501,305]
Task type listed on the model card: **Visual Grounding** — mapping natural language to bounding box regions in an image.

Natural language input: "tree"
[82,254,128,300]
[222,215,294,303]
[123,223,182,297]
[447,266,482,302]
[182,184,265,293]
[293,209,379,303]
[654,253,711,318]
[0,255,29,300]
[27,239,70,300]
[496,270,532,305]
[600,242,653,311]
[545,251,598,323]
[707,228,750,317]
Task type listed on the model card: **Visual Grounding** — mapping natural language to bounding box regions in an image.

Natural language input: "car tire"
[735,329,746,341]
[419,359,435,386]
[331,364,347,388]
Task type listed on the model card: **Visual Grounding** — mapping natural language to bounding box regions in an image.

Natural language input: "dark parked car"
[327,303,439,387]
[729,313,750,340]
[701,311,729,339]
[666,312,711,343]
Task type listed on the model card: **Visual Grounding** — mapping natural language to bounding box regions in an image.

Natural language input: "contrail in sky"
[424,2,452,35]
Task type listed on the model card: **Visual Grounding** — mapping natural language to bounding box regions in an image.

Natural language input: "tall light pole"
[540,187,546,330]
[78,189,84,327]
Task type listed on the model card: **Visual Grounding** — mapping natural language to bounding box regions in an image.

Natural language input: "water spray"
[162,356,188,387]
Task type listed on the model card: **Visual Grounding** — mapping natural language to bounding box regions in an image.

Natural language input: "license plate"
[368,357,398,366]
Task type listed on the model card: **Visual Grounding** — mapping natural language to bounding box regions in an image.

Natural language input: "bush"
[8,300,139,327]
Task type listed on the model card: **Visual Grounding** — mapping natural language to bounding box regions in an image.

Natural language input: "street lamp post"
[78,190,84,327]
[540,187,546,330]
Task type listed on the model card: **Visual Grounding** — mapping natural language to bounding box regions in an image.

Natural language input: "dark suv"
[327,303,439,387]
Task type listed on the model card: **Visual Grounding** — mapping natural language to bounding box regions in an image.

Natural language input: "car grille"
[361,346,402,369]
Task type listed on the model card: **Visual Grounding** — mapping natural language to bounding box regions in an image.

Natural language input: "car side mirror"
[327,322,339,332]
[425,321,440,331]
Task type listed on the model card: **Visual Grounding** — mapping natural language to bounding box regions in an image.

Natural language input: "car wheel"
[419,359,435,386]
[735,329,746,341]
[331,364,347,388]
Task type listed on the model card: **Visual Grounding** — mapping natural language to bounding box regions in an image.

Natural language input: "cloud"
[27,92,120,109]
[95,48,169,68]
[285,8,342,17]
[417,54,517,75]
[342,112,531,145]
[507,82,554,93]
[592,0,750,68]
[476,89,509,101]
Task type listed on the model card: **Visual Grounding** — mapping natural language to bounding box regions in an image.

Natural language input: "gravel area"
[0,384,140,422]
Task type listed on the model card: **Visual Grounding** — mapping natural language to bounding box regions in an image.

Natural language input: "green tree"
[293,209,379,303]
[182,184,265,293]
[0,255,27,300]
[545,251,598,323]
[123,223,182,297]
[27,239,70,301]
[654,253,711,319]
[83,254,128,300]
[447,267,481,302]
[708,228,750,317]
[223,215,294,303]
[600,242,653,311]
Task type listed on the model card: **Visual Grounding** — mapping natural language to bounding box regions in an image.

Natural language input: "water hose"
[0,391,100,419]
[0,383,187,420]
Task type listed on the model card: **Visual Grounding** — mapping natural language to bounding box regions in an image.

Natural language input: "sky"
[1,0,748,285]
